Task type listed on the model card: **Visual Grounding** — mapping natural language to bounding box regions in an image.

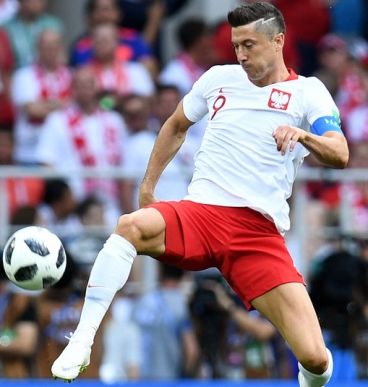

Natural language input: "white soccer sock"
[298,348,333,387]
[72,234,136,346]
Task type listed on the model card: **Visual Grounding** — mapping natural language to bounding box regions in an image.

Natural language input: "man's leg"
[251,283,333,387]
[51,208,166,381]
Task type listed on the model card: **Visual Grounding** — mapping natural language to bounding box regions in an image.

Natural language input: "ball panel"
[14,264,38,282]
[4,237,15,265]
[56,245,66,269]
[24,238,50,257]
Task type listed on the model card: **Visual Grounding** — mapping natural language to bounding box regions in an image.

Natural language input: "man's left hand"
[272,125,307,155]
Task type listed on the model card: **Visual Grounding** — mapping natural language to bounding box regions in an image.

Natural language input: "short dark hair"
[227,2,285,37]
[159,263,185,281]
[85,0,117,16]
[43,179,70,205]
[155,83,181,96]
[177,18,208,50]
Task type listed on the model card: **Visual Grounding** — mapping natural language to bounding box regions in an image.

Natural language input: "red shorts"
[148,200,304,310]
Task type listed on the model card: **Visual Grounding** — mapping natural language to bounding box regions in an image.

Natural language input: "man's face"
[20,0,46,18]
[155,89,181,123]
[122,97,151,132]
[38,30,63,67]
[90,0,120,26]
[92,25,118,60]
[72,69,98,104]
[231,22,282,83]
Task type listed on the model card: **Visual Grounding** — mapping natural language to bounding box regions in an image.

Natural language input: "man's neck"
[78,101,98,115]
[251,64,291,87]
[40,62,59,72]
[96,56,115,67]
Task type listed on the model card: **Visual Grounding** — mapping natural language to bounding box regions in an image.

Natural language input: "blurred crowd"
[1,0,368,382]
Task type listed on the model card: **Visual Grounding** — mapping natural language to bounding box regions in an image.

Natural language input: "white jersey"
[11,64,71,163]
[183,65,339,233]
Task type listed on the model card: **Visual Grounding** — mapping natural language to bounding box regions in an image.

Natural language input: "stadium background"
[1,0,368,385]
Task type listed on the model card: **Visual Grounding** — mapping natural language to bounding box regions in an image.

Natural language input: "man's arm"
[272,126,349,169]
[139,101,193,207]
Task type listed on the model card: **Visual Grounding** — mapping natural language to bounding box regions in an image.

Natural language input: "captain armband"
[310,116,343,136]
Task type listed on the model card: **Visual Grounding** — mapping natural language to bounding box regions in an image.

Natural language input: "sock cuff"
[298,348,333,383]
[106,234,137,263]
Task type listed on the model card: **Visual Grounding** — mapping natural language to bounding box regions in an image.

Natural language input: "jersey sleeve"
[304,77,343,136]
[182,66,220,123]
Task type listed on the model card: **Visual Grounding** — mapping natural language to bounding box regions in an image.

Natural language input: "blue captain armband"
[310,116,343,136]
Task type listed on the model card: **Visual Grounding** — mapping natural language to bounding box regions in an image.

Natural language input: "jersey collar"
[285,68,298,81]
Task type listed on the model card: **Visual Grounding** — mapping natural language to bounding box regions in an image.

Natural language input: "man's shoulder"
[206,64,242,75]
[200,64,245,86]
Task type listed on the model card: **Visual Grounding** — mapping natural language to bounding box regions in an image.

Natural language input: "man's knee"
[115,213,143,245]
[298,347,329,374]
[114,208,166,254]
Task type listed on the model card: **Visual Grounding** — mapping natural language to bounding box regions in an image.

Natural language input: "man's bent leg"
[51,208,166,381]
[251,283,332,387]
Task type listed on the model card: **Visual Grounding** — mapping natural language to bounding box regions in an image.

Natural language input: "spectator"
[353,238,368,379]
[159,18,216,96]
[76,195,107,228]
[210,281,277,379]
[10,29,72,165]
[189,274,277,379]
[314,34,367,125]
[133,263,199,380]
[88,23,155,109]
[35,66,128,226]
[273,0,330,75]
[36,179,80,237]
[117,0,189,59]
[0,28,14,129]
[153,83,204,144]
[309,238,360,382]
[0,0,18,25]
[119,93,195,213]
[0,264,39,378]
[3,0,63,69]
[341,65,368,233]
[66,196,109,268]
[10,205,41,228]
[329,0,366,38]
[99,290,142,382]
[70,0,158,78]
[0,127,44,218]
[36,251,104,379]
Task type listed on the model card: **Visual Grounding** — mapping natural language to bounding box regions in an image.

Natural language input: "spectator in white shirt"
[11,29,71,164]
[35,66,128,226]
[87,23,155,110]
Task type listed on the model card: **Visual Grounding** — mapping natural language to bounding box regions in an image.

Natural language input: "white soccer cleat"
[51,339,91,382]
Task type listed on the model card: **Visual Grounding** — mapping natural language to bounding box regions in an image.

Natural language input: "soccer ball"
[2,226,67,290]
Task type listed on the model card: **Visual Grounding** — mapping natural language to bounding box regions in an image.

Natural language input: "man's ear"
[274,33,284,52]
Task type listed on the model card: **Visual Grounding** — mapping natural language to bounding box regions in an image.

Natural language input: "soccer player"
[51,3,349,386]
